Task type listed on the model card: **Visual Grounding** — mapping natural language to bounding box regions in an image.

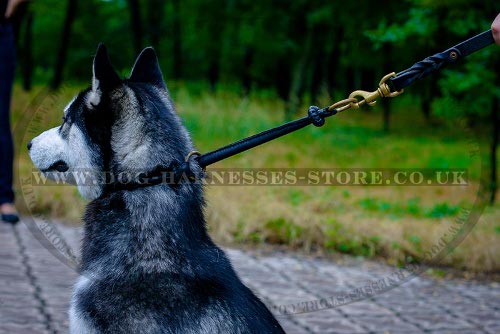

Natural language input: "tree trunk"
[285,24,313,120]
[490,94,499,205]
[309,24,326,104]
[489,58,500,204]
[147,0,162,51]
[172,0,182,80]
[421,94,431,121]
[382,98,391,133]
[241,47,254,96]
[310,51,322,105]
[275,56,291,101]
[10,1,31,90]
[22,11,33,91]
[325,26,343,94]
[127,0,143,56]
[208,59,219,93]
[381,43,392,132]
[421,79,437,123]
[11,1,28,40]
[51,0,77,90]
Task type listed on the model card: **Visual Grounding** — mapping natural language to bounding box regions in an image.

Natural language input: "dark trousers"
[0,23,16,205]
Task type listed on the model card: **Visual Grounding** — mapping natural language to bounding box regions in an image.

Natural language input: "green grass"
[11,82,500,273]
[358,197,461,219]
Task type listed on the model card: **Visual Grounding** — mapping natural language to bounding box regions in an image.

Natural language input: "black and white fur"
[29,45,285,334]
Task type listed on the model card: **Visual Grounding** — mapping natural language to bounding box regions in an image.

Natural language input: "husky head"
[29,44,194,200]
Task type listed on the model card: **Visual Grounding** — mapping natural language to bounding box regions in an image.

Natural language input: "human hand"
[5,0,28,19]
[492,13,500,46]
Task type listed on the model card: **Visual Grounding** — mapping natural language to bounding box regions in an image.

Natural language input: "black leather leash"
[105,29,495,191]
[196,105,335,168]
[193,29,495,169]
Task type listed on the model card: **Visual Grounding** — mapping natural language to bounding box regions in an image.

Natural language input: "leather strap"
[197,106,335,168]
[389,30,494,92]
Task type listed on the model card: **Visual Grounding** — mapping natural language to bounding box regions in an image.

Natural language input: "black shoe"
[1,213,19,224]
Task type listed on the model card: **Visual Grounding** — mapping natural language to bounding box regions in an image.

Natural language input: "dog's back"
[71,188,284,333]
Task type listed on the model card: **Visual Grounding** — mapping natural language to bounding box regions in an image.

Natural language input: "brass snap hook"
[348,89,380,108]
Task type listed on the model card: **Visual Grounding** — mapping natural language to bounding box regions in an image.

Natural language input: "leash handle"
[388,30,494,92]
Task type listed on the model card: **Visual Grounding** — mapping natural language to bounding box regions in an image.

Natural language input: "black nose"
[27,141,32,150]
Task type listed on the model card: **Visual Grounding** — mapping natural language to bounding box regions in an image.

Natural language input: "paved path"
[0,219,498,334]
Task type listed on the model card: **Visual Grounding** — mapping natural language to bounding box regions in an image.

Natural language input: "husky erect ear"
[129,47,165,88]
[92,43,121,93]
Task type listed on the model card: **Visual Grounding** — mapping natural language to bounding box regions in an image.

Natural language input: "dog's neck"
[103,165,198,195]
[80,183,212,280]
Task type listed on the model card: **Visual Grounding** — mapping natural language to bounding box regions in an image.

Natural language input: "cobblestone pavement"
[0,219,498,334]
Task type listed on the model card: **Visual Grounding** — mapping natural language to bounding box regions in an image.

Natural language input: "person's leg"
[0,23,16,210]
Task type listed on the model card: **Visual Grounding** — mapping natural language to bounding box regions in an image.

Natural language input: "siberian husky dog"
[28,45,285,334]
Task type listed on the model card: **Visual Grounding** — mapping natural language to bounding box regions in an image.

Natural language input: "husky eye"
[62,115,69,124]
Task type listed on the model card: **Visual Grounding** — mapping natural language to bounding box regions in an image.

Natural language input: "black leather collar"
[104,161,198,193]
